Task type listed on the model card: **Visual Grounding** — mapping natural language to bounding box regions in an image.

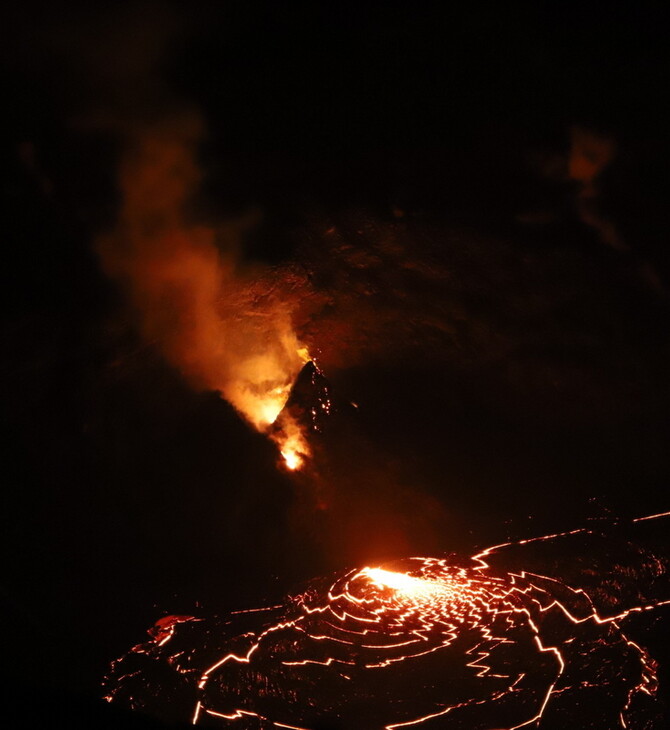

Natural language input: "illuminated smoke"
[568,125,627,252]
[62,5,315,468]
[96,117,312,465]
[275,412,310,471]
[12,4,315,467]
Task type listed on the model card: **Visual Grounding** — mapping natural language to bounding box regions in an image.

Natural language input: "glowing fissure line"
[465,644,508,678]
[468,530,661,729]
[633,509,670,522]
[229,605,283,615]
[509,681,559,730]
[364,642,459,669]
[282,656,357,668]
[197,619,303,689]
[203,707,309,729]
[520,570,670,625]
[295,624,421,650]
[167,522,668,727]
[203,562,563,726]
[472,527,593,566]
[386,676,525,729]
[505,630,565,730]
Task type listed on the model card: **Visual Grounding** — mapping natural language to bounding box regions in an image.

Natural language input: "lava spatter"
[104,515,670,729]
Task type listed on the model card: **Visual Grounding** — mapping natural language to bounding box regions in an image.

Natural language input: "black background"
[2,1,670,724]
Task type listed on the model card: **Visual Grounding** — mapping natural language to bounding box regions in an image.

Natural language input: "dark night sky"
[2,1,670,724]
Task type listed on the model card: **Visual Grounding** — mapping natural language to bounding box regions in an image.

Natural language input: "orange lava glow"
[280,448,303,471]
[104,513,670,728]
[360,567,445,598]
[188,524,670,728]
[97,116,314,470]
[273,412,311,471]
[225,343,313,471]
[226,340,311,433]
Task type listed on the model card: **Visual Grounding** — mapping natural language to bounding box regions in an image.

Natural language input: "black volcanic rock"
[0,676,188,730]
[103,516,670,728]
[279,361,334,435]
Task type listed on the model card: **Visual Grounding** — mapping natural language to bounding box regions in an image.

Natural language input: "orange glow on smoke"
[276,414,310,470]
[281,448,302,471]
[225,339,311,433]
[568,126,614,185]
[272,400,312,470]
[97,116,312,470]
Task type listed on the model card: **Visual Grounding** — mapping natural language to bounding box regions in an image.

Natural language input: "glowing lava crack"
[189,559,653,728]
[105,517,670,729]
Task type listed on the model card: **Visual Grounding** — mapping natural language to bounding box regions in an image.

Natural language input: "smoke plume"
[568,125,627,252]
[97,115,308,432]
[55,6,313,449]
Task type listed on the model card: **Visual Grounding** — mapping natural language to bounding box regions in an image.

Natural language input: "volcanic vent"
[270,360,334,471]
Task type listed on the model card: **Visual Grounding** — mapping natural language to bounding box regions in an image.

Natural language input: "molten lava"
[360,567,447,598]
[253,354,314,471]
[104,512,670,729]
[268,359,334,471]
